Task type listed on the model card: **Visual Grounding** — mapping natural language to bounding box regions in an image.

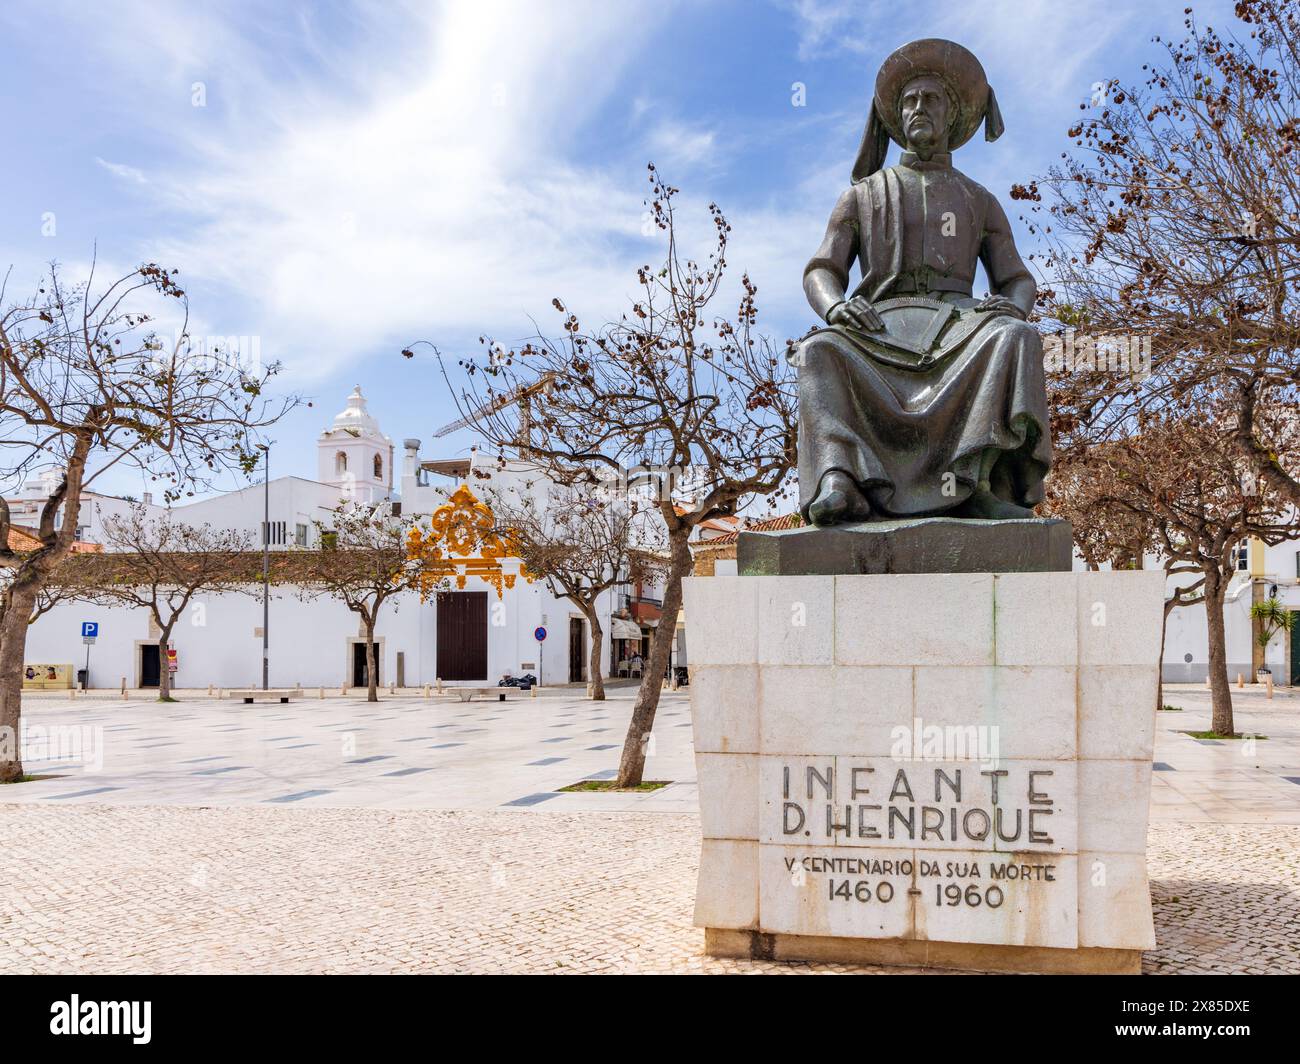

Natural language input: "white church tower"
[317,386,394,505]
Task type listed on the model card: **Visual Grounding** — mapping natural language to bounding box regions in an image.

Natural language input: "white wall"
[24,578,616,689]
[172,477,347,549]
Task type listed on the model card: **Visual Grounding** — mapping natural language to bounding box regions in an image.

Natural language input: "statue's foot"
[954,489,1035,520]
[808,471,872,526]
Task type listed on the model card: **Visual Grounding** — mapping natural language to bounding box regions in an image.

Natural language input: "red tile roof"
[691,512,803,548]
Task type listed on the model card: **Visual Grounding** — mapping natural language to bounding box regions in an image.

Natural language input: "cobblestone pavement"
[1,804,1295,974]
[3,684,1297,973]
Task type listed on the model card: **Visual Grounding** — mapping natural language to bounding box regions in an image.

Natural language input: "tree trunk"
[365,618,378,703]
[586,608,605,701]
[157,623,175,701]
[0,443,92,782]
[617,531,691,787]
[0,581,37,782]
[1203,568,1235,735]
[1158,602,1172,714]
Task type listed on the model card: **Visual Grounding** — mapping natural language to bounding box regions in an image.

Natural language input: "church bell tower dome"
[317,385,394,504]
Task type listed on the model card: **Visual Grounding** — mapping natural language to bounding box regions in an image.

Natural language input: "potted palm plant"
[1250,597,1291,683]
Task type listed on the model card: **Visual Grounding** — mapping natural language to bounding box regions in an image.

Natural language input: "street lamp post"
[262,444,270,691]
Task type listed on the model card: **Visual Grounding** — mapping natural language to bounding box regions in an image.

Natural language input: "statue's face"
[899,75,950,155]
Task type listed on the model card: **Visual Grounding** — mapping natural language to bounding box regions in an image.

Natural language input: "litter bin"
[76,668,88,690]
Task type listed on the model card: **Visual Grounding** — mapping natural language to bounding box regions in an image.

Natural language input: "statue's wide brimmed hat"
[852,38,1004,182]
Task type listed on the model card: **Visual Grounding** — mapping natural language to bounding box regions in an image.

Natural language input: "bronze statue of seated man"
[793,39,1051,527]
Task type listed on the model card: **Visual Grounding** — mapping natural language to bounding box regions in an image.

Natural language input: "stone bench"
[229,689,295,704]
[446,687,509,702]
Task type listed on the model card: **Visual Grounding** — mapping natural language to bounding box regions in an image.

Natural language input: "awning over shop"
[610,617,642,640]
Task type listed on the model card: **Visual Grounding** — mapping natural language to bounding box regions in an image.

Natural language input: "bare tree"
[0,259,295,779]
[58,506,255,700]
[1049,406,1300,735]
[409,166,798,785]
[486,482,660,700]
[0,568,93,631]
[1046,437,1206,712]
[296,504,433,702]
[1018,0,1300,506]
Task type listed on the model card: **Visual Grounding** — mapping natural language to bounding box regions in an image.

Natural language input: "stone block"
[696,752,758,840]
[739,517,1073,576]
[1078,666,1159,761]
[1078,761,1152,854]
[694,839,758,930]
[682,576,757,665]
[912,665,1077,761]
[757,844,914,939]
[994,572,1078,666]
[690,665,759,754]
[912,852,1078,950]
[757,575,835,666]
[1077,570,1165,666]
[760,754,1076,853]
[1077,851,1156,950]
[836,573,994,666]
[758,665,912,756]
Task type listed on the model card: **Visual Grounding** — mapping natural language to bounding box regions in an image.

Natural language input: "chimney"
[142,492,153,506]
[402,439,421,479]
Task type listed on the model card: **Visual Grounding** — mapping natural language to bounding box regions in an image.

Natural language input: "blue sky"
[0,0,1236,500]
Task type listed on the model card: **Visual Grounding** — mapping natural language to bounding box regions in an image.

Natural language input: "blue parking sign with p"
[81,621,98,638]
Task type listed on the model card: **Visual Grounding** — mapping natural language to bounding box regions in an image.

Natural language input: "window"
[295,523,308,547]
[263,520,287,546]
[1234,540,1249,571]
[373,453,383,480]
[335,451,348,474]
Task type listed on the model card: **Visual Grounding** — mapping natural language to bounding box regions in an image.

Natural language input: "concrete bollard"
[340,683,348,696]
[1267,672,1275,699]
[423,684,430,699]
[120,678,127,700]
[389,681,396,695]
[1237,673,1244,688]
[530,685,537,699]
[318,687,324,699]
[435,676,443,694]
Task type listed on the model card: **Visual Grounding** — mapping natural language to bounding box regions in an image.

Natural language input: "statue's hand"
[828,295,884,332]
[975,294,1028,320]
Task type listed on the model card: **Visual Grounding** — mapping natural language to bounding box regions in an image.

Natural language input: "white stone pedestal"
[682,570,1164,974]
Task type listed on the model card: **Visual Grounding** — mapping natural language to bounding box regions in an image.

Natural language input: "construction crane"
[432,374,556,440]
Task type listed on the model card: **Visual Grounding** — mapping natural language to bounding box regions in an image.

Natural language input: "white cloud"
[95,158,148,184]
[782,0,1146,99]
[645,118,719,170]
[31,0,682,384]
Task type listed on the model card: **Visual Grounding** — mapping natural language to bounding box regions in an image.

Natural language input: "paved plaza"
[1,683,1298,973]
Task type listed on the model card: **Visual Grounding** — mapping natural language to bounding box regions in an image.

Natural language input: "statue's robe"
[794,151,1050,519]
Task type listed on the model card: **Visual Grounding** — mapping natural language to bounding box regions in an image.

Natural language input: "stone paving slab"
[0,804,1294,974]
[3,691,697,812]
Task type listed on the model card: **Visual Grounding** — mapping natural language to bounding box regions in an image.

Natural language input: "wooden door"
[436,592,488,681]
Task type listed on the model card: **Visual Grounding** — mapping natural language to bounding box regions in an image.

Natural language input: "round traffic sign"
[534,626,548,642]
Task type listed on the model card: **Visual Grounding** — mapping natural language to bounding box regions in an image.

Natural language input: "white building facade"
[18,389,622,691]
